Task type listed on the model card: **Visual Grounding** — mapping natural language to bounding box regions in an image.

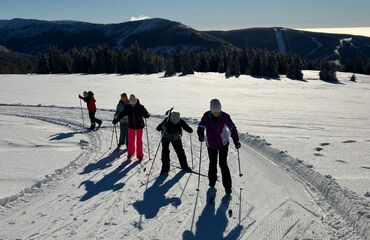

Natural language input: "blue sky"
[1,0,370,30]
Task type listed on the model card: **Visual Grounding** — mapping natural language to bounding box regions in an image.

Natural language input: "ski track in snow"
[0,105,367,240]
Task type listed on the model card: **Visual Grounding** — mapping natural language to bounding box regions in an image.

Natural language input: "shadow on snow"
[80,148,127,175]
[133,171,186,219]
[79,159,138,201]
[183,188,243,240]
[49,131,80,141]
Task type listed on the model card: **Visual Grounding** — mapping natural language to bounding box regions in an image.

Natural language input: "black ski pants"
[207,144,232,194]
[161,138,189,173]
[88,111,102,128]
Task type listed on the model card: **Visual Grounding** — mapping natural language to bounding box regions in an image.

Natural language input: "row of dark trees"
[1,43,369,81]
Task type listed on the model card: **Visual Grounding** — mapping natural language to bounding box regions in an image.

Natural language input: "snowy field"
[0,71,369,197]
[0,71,369,239]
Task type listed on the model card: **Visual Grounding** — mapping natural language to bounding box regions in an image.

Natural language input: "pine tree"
[350,73,356,82]
[364,60,370,75]
[319,62,338,82]
[286,58,303,80]
[248,54,260,76]
[164,56,176,77]
[180,50,194,75]
[267,54,279,78]
[259,53,269,77]
[217,54,226,73]
[36,54,50,74]
[353,54,364,74]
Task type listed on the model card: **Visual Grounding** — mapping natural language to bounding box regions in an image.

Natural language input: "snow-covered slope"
[0,72,369,239]
[0,105,366,239]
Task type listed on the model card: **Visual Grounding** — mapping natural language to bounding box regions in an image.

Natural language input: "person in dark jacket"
[156,111,193,175]
[197,99,241,196]
[112,94,150,161]
[79,91,102,130]
[115,93,129,148]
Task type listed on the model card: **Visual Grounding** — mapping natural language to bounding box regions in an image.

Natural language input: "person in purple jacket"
[197,99,241,196]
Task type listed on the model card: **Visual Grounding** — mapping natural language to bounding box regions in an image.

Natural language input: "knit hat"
[121,93,128,102]
[170,111,181,124]
[129,94,137,106]
[83,91,88,98]
[210,99,221,113]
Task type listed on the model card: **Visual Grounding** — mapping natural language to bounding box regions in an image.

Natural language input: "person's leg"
[95,116,102,127]
[88,112,95,128]
[136,129,144,159]
[122,121,128,147]
[218,144,231,194]
[127,128,136,158]
[207,147,218,187]
[172,139,189,170]
[161,138,171,174]
[119,122,125,146]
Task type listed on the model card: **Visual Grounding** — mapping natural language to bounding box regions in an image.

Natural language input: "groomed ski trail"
[0,104,363,240]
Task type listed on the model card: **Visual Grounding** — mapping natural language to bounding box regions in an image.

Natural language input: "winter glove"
[112,117,118,125]
[144,113,150,119]
[198,135,204,142]
[235,142,241,149]
[188,128,193,134]
[156,125,162,132]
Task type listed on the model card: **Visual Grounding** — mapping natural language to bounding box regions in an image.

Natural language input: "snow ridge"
[239,133,370,239]
[0,112,100,208]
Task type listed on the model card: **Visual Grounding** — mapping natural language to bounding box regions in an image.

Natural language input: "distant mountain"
[0,18,230,54]
[0,18,370,62]
[206,27,370,61]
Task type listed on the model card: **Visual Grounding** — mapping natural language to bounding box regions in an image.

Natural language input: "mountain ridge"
[0,18,369,61]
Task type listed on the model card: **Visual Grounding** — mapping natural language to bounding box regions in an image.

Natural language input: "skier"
[115,93,129,148]
[112,94,150,161]
[79,91,102,130]
[156,111,193,175]
[197,99,241,197]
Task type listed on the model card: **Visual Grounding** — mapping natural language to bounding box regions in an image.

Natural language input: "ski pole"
[196,142,202,191]
[114,124,119,146]
[190,133,194,169]
[237,148,243,177]
[145,118,151,160]
[239,187,243,225]
[109,124,115,150]
[79,98,85,128]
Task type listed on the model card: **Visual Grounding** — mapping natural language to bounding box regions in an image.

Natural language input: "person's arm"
[141,105,150,118]
[181,120,193,133]
[112,107,128,124]
[78,95,87,102]
[115,103,120,117]
[197,114,206,142]
[156,118,167,132]
[226,115,240,148]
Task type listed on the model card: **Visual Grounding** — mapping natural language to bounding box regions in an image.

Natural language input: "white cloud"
[130,15,150,21]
